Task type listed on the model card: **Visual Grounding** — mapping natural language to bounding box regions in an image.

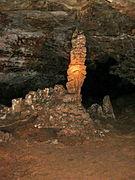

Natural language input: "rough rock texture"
[66,30,86,95]
[0,85,97,138]
[106,0,135,20]
[87,95,116,125]
[0,0,135,102]
[0,85,115,141]
[0,130,12,143]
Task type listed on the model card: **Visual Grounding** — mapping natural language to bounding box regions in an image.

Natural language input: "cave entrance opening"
[81,57,135,133]
[81,57,135,109]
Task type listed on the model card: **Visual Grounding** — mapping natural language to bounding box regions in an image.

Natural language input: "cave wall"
[0,0,135,103]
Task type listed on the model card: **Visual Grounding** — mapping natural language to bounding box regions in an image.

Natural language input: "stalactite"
[66,29,86,95]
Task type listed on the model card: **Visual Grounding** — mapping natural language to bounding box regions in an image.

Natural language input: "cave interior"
[0,0,135,179]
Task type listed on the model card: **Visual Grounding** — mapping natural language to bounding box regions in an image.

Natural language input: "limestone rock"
[103,95,116,120]
[0,0,134,103]
[0,131,12,143]
[88,95,116,123]
[0,85,96,138]
[12,98,23,113]
[66,30,86,95]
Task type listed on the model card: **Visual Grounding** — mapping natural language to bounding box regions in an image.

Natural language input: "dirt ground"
[0,132,135,180]
[0,92,135,180]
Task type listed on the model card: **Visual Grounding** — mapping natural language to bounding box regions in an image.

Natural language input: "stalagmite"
[66,30,87,96]
[12,98,23,113]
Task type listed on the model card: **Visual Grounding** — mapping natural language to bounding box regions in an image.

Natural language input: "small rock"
[46,139,59,145]
[12,98,23,113]
[0,131,13,143]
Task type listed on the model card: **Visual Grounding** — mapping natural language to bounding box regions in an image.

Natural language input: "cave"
[81,57,135,133]
[82,58,135,107]
[1,56,135,114]
[0,0,135,179]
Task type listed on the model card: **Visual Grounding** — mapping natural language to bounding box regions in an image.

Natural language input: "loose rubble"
[0,130,12,143]
[0,85,116,143]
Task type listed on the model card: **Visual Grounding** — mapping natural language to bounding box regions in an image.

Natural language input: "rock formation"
[88,95,116,122]
[66,30,86,95]
[0,0,134,103]
[0,85,96,138]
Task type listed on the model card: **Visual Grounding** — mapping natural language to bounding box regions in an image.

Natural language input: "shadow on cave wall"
[81,57,135,108]
[0,73,67,107]
[81,57,135,134]
[0,56,135,111]
[0,67,68,107]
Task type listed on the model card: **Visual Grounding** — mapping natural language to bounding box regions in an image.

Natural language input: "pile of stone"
[0,85,116,142]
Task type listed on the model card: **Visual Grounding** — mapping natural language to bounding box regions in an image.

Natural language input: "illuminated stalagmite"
[66,30,86,95]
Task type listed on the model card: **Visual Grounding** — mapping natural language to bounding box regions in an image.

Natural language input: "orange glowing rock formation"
[66,30,86,95]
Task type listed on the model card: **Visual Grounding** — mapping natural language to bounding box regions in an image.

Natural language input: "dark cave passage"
[81,58,135,108]
[0,58,135,134]
[0,57,135,113]
[81,58,135,133]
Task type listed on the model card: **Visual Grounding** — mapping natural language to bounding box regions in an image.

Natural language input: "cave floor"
[0,133,135,180]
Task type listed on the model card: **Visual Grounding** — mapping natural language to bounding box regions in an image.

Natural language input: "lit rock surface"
[66,30,86,95]
[0,85,97,138]
[0,0,134,102]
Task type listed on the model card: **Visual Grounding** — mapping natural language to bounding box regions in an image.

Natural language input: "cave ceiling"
[0,0,134,94]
